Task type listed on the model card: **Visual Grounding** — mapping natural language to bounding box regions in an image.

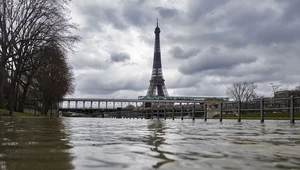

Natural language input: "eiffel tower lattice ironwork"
[146,19,169,97]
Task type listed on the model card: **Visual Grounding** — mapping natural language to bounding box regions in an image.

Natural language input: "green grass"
[0,109,52,118]
[214,112,300,119]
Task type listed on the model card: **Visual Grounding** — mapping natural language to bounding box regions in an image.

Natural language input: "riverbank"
[0,109,52,118]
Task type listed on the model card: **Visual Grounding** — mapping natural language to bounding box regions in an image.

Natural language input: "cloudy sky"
[67,0,300,99]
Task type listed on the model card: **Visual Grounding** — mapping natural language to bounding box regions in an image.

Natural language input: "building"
[275,90,300,98]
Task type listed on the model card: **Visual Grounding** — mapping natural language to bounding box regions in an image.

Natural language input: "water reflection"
[146,120,175,169]
[0,118,73,170]
[1,118,300,170]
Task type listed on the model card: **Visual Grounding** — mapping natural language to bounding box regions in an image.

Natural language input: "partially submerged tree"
[0,0,79,114]
[31,43,74,115]
[226,81,258,102]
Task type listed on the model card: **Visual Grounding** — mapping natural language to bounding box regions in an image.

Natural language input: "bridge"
[58,96,300,123]
[59,98,206,109]
[58,98,207,120]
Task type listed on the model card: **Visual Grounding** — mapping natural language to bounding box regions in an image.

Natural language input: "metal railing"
[104,103,207,121]
[220,96,300,123]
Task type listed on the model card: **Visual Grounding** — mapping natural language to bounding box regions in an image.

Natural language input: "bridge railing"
[58,98,205,110]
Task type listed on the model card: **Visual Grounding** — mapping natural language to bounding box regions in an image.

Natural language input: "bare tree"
[0,0,79,113]
[226,81,258,102]
[269,83,282,97]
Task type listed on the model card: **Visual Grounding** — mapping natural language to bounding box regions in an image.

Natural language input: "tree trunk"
[7,74,15,115]
[0,62,5,109]
[18,69,36,112]
[42,100,51,116]
[14,74,20,111]
[18,80,31,112]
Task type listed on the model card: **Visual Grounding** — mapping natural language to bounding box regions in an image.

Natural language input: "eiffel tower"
[146,19,169,97]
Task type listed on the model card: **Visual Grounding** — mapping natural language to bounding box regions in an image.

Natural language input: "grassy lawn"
[0,109,52,118]
[214,112,300,119]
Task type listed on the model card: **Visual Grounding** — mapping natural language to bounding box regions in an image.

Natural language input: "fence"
[220,96,300,123]
[105,102,207,121]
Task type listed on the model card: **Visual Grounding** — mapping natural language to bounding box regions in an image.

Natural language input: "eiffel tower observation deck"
[146,19,169,97]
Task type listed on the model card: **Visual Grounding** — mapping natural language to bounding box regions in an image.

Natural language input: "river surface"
[0,118,300,170]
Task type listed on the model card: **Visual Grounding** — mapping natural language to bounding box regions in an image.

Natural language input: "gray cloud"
[122,3,152,28]
[70,55,108,70]
[68,41,109,70]
[69,0,300,98]
[76,71,149,95]
[169,46,200,59]
[187,0,228,22]
[110,53,130,63]
[279,0,300,23]
[156,7,179,18]
[165,1,300,48]
[103,8,127,30]
[179,49,257,75]
[75,3,127,32]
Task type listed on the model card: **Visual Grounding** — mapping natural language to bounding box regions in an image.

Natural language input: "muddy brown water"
[0,118,300,170]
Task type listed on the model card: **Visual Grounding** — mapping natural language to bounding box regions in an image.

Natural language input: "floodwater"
[0,118,300,170]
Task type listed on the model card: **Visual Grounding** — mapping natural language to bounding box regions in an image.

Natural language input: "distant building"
[275,90,300,98]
